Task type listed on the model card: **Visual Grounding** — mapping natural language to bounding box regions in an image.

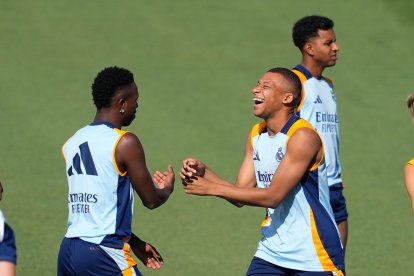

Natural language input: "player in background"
[58,66,175,275]
[291,15,348,251]
[404,92,414,213]
[180,68,345,275]
[0,180,16,276]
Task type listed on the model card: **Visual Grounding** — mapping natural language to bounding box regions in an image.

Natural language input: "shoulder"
[250,122,266,136]
[287,121,321,150]
[286,118,315,137]
[291,69,307,83]
[322,76,334,89]
[118,132,141,148]
[290,126,319,143]
[249,122,266,144]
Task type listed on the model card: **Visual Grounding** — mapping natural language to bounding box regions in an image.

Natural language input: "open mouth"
[254,97,264,105]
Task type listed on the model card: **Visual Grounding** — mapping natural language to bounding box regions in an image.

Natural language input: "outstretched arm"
[185,128,322,209]
[181,132,257,207]
[116,132,175,209]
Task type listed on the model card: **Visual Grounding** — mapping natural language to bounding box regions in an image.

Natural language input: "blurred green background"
[0,0,413,275]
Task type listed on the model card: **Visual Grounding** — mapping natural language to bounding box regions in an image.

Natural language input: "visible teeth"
[254,98,264,103]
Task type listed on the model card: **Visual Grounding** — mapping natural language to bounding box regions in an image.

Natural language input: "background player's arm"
[116,132,174,209]
[404,163,414,213]
[185,128,322,208]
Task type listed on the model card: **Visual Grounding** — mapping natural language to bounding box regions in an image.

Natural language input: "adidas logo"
[253,150,260,161]
[67,142,98,176]
[314,95,323,104]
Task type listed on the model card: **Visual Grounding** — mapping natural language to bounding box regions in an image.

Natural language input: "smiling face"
[252,72,293,120]
[306,29,339,68]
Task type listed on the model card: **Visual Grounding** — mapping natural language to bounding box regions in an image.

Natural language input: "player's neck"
[94,110,122,129]
[300,61,324,79]
[265,111,294,136]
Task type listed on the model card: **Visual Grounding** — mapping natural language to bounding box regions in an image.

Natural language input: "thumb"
[167,164,174,174]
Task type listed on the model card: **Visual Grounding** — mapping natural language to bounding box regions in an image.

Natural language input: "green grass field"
[1,0,414,275]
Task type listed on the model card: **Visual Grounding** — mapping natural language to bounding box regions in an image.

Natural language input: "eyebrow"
[258,81,273,86]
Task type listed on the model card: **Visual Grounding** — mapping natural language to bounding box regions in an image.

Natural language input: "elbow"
[266,198,281,209]
[141,189,172,209]
[143,200,162,209]
[235,202,245,208]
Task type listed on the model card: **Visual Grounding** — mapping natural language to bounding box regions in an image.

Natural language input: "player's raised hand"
[153,165,175,191]
[180,158,206,180]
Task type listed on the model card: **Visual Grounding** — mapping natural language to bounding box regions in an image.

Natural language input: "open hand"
[131,240,164,270]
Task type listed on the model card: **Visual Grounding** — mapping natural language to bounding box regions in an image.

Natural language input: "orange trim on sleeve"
[286,119,324,171]
[324,76,334,87]
[291,69,307,112]
[250,122,267,146]
[113,129,129,177]
[61,145,66,160]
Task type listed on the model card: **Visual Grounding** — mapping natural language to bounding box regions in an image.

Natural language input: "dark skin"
[94,81,175,269]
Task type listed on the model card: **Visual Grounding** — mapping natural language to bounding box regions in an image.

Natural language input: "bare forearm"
[211,185,280,209]
[203,167,228,185]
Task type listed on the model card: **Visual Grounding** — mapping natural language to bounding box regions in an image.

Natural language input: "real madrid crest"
[275,147,284,162]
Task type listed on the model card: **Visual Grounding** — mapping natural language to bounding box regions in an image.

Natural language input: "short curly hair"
[91,66,134,109]
[292,15,334,50]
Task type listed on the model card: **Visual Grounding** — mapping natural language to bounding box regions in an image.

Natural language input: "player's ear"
[118,98,126,108]
[282,92,294,105]
[304,42,314,56]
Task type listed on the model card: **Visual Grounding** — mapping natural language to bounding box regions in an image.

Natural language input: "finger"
[182,159,197,170]
[153,254,164,264]
[146,258,161,269]
[180,171,192,179]
[154,171,166,180]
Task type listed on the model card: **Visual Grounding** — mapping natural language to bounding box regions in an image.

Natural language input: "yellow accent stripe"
[113,129,129,177]
[61,145,66,160]
[310,209,344,275]
[122,243,137,276]
[408,158,414,166]
[291,69,307,112]
[260,216,271,228]
[250,122,267,146]
[286,119,324,171]
[324,76,333,86]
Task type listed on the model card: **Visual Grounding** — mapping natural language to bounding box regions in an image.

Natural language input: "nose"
[252,84,262,94]
[332,41,340,51]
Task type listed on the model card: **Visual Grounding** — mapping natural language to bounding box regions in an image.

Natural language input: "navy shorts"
[329,185,348,224]
[57,237,142,276]
[0,222,17,264]
[246,256,345,276]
